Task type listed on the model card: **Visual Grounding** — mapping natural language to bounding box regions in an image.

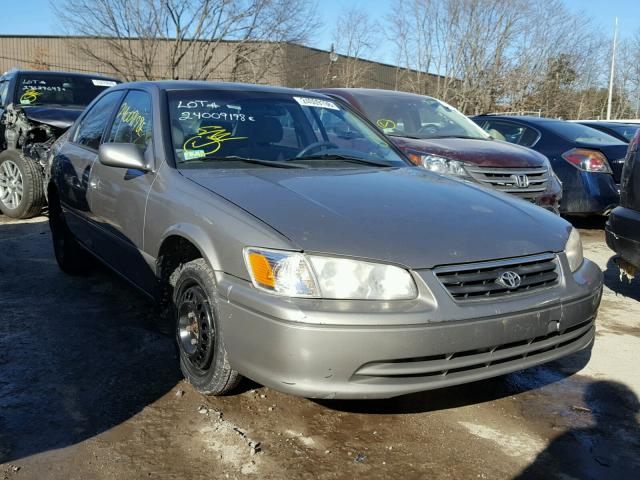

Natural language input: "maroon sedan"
[313,88,562,213]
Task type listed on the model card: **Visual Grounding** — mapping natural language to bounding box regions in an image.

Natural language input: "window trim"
[482,119,542,148]
[104,88,155,164]
[70,89,126,153]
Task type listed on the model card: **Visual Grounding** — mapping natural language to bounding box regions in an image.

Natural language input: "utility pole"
[606,17,618,120]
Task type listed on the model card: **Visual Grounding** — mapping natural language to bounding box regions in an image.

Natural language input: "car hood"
[182,167,569,269]
[390,136,547,168]
[21,105,84,130]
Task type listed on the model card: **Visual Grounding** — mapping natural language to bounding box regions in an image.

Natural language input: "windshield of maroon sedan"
[168,90,408,168]
[17,75,118,107]
[352,92,489,140]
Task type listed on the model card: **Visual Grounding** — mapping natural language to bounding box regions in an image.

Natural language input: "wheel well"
[156,235,203,284]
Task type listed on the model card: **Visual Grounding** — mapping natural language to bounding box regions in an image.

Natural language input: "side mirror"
[98,143,149,171]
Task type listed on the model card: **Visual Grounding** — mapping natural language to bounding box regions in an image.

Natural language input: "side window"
[483,120,538,146]
[318,108,367,151]
[73,91,123,150]
[107,90,153,151]
[0,80,9,105]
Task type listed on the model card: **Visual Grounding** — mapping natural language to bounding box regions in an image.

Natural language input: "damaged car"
[49,81,603,399]
[0,69,119,218]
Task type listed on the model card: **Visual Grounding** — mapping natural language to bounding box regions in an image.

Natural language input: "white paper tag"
[184,149,206,160]
[293,96,339,110]
[92,79,117,87]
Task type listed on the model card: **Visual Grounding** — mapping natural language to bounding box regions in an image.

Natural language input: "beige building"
[0,35,439,92]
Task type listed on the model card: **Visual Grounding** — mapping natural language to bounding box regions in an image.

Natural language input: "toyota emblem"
[496,271,522,289]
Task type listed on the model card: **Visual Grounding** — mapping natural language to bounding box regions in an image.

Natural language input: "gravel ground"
[0,215,639,480]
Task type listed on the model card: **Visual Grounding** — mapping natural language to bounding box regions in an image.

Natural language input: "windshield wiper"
[180,155,309,169]
[426,135,487,140]
[387,133,424,140]
[291,153,394,167]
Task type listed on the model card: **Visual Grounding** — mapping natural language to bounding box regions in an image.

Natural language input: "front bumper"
[216,258,602,399]
[606,206,640,267]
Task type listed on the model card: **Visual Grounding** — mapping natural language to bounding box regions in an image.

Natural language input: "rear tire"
[48,188,94,274]
[172,258,241,395]
[0,150,45,219]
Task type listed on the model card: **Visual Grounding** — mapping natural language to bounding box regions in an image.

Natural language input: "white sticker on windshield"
[183,149,206,160]
[293,96,339,110]
[92,79,117,87]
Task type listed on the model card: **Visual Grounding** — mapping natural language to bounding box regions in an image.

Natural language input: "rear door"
[621,139,640,211]
[87,89,157,292]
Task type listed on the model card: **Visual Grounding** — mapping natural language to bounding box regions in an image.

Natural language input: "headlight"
[565,228,584,272]
[244,248,417,300]
[409,153,469,177]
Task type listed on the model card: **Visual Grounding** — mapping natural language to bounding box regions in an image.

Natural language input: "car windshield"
[350,92,490,140]
[168,90,409,169]
[551,121,627,145]
[17,74,118,107]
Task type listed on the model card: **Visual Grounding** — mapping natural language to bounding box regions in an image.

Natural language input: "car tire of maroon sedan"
[172,258,242,395]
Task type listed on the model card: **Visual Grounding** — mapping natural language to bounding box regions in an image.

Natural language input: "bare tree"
[385,0,619,119]
[327,7,379,87]
[53,0,319,82]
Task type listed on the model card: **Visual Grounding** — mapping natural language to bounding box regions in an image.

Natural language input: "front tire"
[0,150,45,219]
[172,259,241,395]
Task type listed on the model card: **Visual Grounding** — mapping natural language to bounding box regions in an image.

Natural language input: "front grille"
[354,319,593,379]
[434,253,559,301]
[466,166,549,199]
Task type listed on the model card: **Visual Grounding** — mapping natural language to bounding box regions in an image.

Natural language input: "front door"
[87,89,157,293]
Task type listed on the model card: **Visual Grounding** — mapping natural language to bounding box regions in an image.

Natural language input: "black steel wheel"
[172,258,241,395]
[177,283,216,374]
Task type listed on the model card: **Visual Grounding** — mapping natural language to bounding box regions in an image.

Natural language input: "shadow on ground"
[0,219,181,464]
[515,380,640,479]
[603,255,640,301]
[563,215,607,231]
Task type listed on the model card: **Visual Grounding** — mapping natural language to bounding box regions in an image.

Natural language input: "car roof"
[473,115,570,126]
[122,80,329,97]
[315,87,435,100]
[577,120,637,127]
[4,69,120,81]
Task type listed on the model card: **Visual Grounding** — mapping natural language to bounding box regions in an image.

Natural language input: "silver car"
[48,81,603,399]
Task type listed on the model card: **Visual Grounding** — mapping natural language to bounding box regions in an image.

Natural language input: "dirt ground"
[1,215,639,480]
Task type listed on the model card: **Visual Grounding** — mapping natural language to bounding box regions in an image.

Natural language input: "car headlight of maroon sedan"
[47,81,603,399]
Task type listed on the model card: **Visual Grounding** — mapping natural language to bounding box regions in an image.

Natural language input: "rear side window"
[482,120,539,147]
[73,91,123,150]
[550,121,626,145]
[609,124,640,142]
[107,90,153,151]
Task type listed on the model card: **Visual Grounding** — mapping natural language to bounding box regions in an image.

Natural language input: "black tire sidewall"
[48,188,92,274]
[173,260,230,393]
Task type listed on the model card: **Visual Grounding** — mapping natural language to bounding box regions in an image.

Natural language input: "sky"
[2,0,639,63]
